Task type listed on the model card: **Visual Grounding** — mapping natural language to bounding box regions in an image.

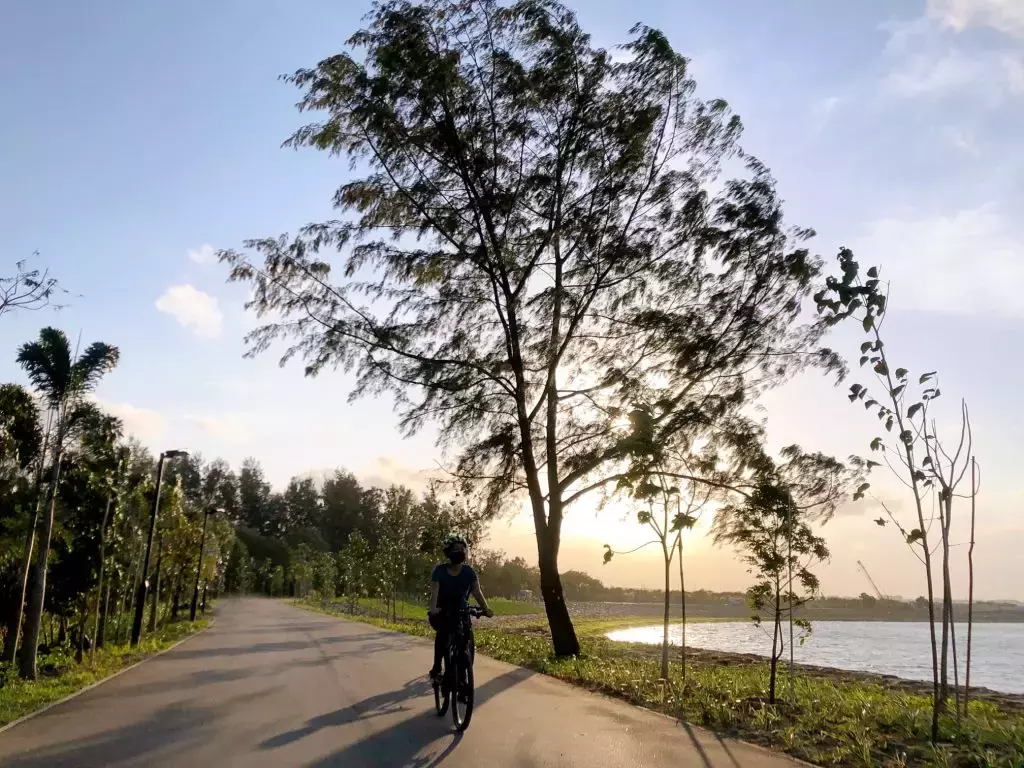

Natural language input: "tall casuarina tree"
[220,0,841,655]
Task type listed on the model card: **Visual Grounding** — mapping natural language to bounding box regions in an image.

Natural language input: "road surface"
[0,598,801,767]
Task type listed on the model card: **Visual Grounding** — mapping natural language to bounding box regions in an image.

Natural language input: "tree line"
[0,325,237,680]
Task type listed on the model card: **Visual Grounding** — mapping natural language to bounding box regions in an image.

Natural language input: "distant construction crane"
[856,560,890,601]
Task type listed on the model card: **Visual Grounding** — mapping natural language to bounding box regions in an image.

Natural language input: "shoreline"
[304,599,1024,765]
[489,612,1024,709]
[628,642,1024,713]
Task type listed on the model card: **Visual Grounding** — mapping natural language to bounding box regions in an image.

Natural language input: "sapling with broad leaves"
[603,469,709,682]
[815,248,980,740]
[714,479,829,705]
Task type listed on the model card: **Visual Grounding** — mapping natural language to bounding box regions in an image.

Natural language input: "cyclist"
[427,533,493,686]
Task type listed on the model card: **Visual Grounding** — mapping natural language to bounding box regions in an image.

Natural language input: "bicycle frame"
[440,610,475,689]
[432,606,484,731]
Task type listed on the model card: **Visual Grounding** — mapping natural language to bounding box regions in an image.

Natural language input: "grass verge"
[296,598,1024,767]
[0,618,209,729]
[345,595,541,620]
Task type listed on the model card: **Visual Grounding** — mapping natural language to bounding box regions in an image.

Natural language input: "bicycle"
[432,605,486,731]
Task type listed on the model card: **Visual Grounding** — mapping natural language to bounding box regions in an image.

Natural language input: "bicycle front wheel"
[451,656,475,731]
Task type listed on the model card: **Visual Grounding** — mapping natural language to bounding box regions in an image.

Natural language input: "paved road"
[0,598,801,767]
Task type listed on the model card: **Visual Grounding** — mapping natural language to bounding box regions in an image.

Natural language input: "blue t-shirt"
[432,564,478,611]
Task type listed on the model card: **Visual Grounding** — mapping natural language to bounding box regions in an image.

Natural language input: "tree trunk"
[965,457,977,713]
[536,532,579,657]
[4,409,53,664]
[2,523,35,663]
[117,577,130,645]
[75,600,89,664]
[787,505,795,681]
[923,540,940,742]
[148,536,163,633]
[888,397,941,742]
[938,494,953,709]
[97,578,112,649]
[769,602,781,705]
[91,495,114,664]
[678,535,686,681]
[121,536,143,644]
[950,606,961,721]
[19,452,63,680]
[171,571,184,620]
[660,545,670,681]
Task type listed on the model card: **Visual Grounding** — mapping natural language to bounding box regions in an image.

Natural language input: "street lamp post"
[131,449,188,647]
[190,507,222,621]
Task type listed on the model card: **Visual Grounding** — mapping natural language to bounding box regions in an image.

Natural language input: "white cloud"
[93,399,167,443]
[187,244,217,265]
[850,204,1024,317]
[884,47,991,98]
[186,414,249,441]
[356,455,440,493]
[155,284,224,339]
[882,11,1024,101]
[928,0,1024,37]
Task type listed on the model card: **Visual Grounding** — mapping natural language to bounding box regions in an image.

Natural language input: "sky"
[2,0,1022,600]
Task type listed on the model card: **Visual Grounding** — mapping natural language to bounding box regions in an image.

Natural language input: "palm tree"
[15,327,119,679]
[0,383,44,663]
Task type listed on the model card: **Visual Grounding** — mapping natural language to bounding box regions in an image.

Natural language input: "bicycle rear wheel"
[451,656,475,731]
[433,676,449,716]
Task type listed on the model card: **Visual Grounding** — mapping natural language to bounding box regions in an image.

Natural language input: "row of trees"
[220,474,484,621]
[1,325,235,680]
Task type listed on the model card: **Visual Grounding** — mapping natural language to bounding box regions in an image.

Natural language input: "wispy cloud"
[881,4,1024,103]
[850,203,1023,317]
[155,284,224,339]
[927,0,1024,37]
[187,244,217,265]
[810,96,841,135]
[186,413,249,441]
[947,127,981,154]
[883,35,1021,102]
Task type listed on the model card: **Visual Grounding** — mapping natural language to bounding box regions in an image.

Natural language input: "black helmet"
[442,533,468,554]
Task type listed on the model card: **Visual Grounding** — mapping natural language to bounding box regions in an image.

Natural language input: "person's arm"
[471,579,493,617]
[428,581,440,615]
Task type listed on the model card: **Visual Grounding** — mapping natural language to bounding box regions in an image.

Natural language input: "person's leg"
[431,626,446,678]
[429,612,446,679]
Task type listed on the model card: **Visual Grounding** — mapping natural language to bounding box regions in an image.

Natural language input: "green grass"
[0,618,209,728]
[341,595,541,619]
[296,598,1024,767]
[488,597,544,616]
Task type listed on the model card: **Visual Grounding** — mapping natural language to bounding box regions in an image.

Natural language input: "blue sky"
[2,0,1021,597]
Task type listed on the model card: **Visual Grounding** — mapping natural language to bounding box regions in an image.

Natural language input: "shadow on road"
[262,667,534,767]
[260,676,433,749]
[166,630,395,659]
[1,687,282,768]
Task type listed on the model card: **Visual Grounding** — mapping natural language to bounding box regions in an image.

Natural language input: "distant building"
[515,589,534,601]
